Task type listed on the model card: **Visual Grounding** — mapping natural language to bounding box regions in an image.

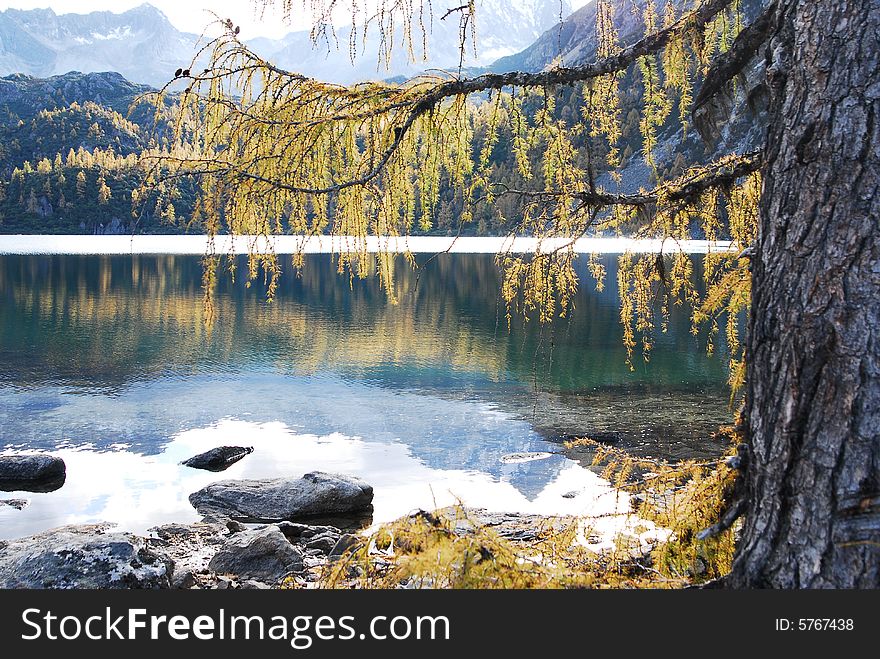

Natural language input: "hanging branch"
[493,151,762,209]
[145,0,739,196]
[693,1,777,114]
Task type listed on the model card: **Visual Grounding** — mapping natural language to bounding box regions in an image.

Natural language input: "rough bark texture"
[729,0,880,587]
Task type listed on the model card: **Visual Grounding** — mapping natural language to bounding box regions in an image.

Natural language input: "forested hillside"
[0,0,766,237]
[0,71,192,234]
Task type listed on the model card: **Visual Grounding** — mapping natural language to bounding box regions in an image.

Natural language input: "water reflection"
[0,253,732,538]
[0,415,634,541]
[0,254,727,389]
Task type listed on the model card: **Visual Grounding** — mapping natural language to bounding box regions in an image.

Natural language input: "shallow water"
[0,249,733,539]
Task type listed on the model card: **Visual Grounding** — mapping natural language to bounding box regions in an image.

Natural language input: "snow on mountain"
[0,3,200,88]
[0,1,572,86]
[474,0,573,62]
[253,0,572,83]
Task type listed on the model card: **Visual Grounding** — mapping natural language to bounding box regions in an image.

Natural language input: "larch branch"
[693,0,777,114]
[189,0,738,197]
[493,150,762,209]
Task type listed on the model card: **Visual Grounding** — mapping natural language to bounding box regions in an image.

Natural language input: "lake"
[0,241,734,540]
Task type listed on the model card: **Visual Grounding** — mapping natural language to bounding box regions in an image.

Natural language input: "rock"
[0,525,173,589]
[0,454,66,492]
[181,446,254,472]
[301,524,342,538]
[226,520,248,533]
[304,533,339,554]
[329,533,362,558]
[0,499,29,510]
[208,526,303,583]
[215,576,236,590]
[562,490,579,499]
[189,471,374,522]
[172,569,197,589]
[276,522,342,542]
[497,528,538,542]
[35,195,54,218]
[97,217,125,235]
[240,579,271,590]
[295,511,374,530]
[499,452,553,464]
[275,521,313,540]
[147,522,228,577]
[439,508,573,542]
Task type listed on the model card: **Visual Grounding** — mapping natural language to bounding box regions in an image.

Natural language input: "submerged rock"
[181,446,254,472]
[208,526,303,583]
[0,524,173,589]
[189,471,374,522]
[0,454,66,492]
[500,452,553,465]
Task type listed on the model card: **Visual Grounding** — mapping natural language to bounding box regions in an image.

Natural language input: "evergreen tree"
[97,175,111,205]
[76,171,87,198]
[26,189,39,214]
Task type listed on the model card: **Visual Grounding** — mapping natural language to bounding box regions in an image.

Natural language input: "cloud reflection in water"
[0,417,636,541]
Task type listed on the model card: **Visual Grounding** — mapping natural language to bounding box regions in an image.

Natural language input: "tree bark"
[729,0,880,587]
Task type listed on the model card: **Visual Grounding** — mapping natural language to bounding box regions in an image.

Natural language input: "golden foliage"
[315,509,598,589]
[131,1,759,590]
[566,432,740,583]
[141,0,757,390]
[304,429,741,590]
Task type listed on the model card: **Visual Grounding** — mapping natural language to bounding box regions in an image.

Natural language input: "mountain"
[492,0,765,73]
[214,0,571,84]
[0,1,569,86]
[491,0,610,72]
[0,70,152,120]
[0,4,200,88]
[0,71,190,235]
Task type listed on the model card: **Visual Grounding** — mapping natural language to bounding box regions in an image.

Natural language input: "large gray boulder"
[0,454,66,492]
[0,525,173,589]
[208,526,303,583]
[189,471,374,522]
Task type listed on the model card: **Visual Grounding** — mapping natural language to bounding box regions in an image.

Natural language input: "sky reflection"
[0,416,631,540]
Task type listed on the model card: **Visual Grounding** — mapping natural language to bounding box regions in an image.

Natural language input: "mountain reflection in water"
[0,252,733,538]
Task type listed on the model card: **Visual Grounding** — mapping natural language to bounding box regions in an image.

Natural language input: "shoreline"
[0,234,736,256]
[0,504,592,590]
[1,457,666,589]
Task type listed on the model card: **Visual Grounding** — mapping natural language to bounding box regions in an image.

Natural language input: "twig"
[696,498,746,540]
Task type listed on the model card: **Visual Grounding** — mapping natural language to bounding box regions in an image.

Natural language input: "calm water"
[0,252,732,539]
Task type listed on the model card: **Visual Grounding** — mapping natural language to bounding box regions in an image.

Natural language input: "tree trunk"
[729,0,880,587]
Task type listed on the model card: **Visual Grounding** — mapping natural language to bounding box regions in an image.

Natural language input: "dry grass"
[289,429,740,590]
